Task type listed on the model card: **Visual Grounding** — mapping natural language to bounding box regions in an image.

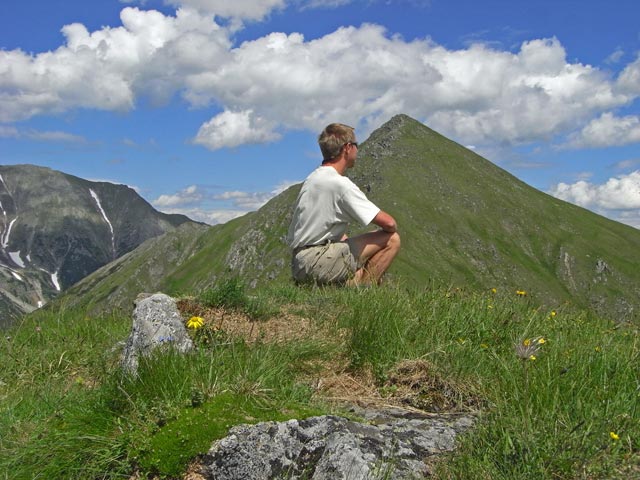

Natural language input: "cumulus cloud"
[564,113,640,149]
[0,7,230,121]
[1,6,639,150]
[193,110,280,149]
[153,184,204,207]
[159,206,249,224]
[153,180,299,223]
[549,171,640,228]
[616,55,640,96]
[164,0,286,21]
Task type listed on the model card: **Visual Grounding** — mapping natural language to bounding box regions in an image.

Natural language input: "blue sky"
[2,0,640,227]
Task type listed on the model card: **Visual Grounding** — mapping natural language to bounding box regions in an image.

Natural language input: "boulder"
[121,292,193,374]
[199,406,474,479]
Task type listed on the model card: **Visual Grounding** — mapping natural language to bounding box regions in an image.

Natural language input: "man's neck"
[321,157,347,175]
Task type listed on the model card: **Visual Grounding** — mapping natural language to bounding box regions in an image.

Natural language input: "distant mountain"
[0,164,194,326]
[58,115,640,321]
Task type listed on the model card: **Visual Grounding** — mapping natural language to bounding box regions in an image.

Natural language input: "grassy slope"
[1,281,638,479]
[55,115,640,322]
[351,115,640,319]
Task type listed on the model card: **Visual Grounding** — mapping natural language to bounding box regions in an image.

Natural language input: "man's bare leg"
[347,231,401,286]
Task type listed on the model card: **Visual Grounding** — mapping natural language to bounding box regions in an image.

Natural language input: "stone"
[199,407,474,479]
[120,292,193,374]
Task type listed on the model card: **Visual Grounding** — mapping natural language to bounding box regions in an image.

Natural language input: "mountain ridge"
[0,164,195,326]
[57,115,640,321]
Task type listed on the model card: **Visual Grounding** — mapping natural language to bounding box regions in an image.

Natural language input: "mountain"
[58,115,640,321]
[0,164,194,326]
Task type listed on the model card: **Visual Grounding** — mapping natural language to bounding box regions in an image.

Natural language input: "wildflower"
[491,288,497,294]
[515,336,545,360]
[480,343,489,349]
[549,310,557,318]
[487,305,494,309]
[595,346,602,352]
[516,290,527,297]
[610,431,619,441]
[187,316,205,329]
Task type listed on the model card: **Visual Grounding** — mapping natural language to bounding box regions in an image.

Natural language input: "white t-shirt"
[287,166,380,249]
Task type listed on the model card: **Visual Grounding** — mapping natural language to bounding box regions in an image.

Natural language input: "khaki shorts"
[291,241,358,285]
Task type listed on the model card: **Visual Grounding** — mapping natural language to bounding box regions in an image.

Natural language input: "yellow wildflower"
[550,310,557,317]
[529,355,536,361]
[595,346,602,352]
[516,290,527,297]
[491,288,497,294]
[186,316,205,329]
[537,338,546,345]
[523,338,531,346]
[610,431,619,441]
[480,343,489,349]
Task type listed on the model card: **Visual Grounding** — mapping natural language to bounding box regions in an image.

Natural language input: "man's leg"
[347,231,401,285]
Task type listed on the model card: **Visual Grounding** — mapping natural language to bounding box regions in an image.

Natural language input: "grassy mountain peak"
[59,114,640,321]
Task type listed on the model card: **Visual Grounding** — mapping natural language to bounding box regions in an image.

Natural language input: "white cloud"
[193,110,280,149]
[0,7,230,122]
[301,0,352,9]
[159,206,248,225]
[616,55,640,96]
[0,126,86,143]
[153,184,204,207]
[0,126,19,138]
[549,171,640,228]
[1,6,639,150]
[605,47,624,65]
[565,113,640,149]
[612,158,640,170]
[153,179,299,223]
[164,0,285,21]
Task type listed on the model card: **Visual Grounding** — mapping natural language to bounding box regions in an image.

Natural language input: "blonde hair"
[318,123,355,161]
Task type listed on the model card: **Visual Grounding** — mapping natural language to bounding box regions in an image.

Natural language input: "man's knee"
[387,231,401,251]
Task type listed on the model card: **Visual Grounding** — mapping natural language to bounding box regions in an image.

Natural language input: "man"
[287,123,401,286]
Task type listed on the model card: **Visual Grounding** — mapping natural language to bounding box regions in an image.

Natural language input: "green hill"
[58,115,640,321]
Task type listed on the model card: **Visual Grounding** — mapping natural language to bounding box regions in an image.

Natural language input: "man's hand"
[372,210,397,233]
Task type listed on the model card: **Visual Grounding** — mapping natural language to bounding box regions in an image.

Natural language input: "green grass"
[1,281,638,479]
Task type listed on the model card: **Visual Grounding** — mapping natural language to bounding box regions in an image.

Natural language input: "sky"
[1,0,640,228]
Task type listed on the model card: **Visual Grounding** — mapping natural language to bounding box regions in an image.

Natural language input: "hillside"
[0,164,194,326]
[58,115,640,321]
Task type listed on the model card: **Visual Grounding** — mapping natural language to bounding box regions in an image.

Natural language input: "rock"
[120,292,193,374]
[199,407,474,479]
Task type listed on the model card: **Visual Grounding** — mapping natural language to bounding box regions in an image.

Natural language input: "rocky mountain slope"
[58,115,640,321]
[0,164,193,326]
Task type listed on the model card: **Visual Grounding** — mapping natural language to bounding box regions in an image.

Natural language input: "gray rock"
[200,408,474,479]
[120,292,193,374]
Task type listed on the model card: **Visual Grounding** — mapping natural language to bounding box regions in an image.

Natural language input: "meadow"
[1,278,638,479]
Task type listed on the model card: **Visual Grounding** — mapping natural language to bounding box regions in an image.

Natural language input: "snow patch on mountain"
[51,272,61,291]
[89,189,116,258]
[8,251,25,268]
[1,218,17,249]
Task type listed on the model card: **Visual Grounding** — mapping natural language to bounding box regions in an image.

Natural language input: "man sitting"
[287,123,401,286]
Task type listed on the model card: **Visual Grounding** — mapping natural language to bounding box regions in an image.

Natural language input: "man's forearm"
[372,210,397,233]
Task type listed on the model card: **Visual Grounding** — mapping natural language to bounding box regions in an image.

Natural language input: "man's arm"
[372,210,397,233]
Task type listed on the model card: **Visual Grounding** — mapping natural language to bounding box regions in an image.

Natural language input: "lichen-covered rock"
[200,407,474,479]
[120,292,193,374]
